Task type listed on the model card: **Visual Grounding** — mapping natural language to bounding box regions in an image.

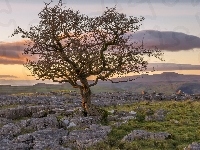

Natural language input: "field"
[0,85,200,149]
[90,100,200,150]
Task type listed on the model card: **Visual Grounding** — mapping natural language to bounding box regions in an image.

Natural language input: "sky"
[0,0,200,85]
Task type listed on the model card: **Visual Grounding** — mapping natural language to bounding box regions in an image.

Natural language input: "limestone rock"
[62,124,111,149]
[15,128,69,150]
[67,122,76,128]
[0,139,30,150]
[122,130,171,141]
[145,109,167,122]
[0,118,13,126]
[32,110,47,118]
[184,142,200,150]
[0,123,21,137]
[19,115,59,130]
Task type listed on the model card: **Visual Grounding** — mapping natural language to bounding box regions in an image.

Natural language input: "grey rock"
[32,128,68,150]
[184,142,200,150]
[122,130,171,141]
[122,130,149,141]
[14,128,68,150]
[113,122,123,128]
[69,116,99,128]
[107,115,119,121]
[129,111,137,115]
[63,119,70,126]
[62,124,111,149]
[0,123,21,137]
[15,134,35,144]
[52,108,66,114]
[0,106,31,119]
[108,110,115,114]
[151,132,171,140]
[121,116,136,121]
[0,139,30,150]
[0,118,13,126]
[114,111,128,117]
[0,105,48,120]
[65,109,74,116]
[19,116,59,130]
[145,109,167,122]
[37,116,59,129]
[28,105,47,114]
[32,110,47,118]
[67,122,76,128]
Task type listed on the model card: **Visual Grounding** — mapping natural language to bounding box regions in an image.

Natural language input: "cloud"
[147,63,200,71]
[1,30,200,65]
[0,79,58,86]
[0,57,25,65]
[0,75,18,78]
[0,41,25,58]
[129,30,200,51]
[0,41,27,64]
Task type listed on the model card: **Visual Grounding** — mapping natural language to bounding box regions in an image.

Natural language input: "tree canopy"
[12,1,163,115]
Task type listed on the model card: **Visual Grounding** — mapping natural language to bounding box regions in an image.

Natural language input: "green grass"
[89,100,200,150]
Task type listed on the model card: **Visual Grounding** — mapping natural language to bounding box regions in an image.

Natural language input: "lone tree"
[12,1,163,115]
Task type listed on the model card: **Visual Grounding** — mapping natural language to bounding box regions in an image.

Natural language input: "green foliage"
[100,109,109,125]
[90,106,109,125]
[135,112,146,122]
[90,100,200,150]
[56,115,65,121]
[20,128,36,135]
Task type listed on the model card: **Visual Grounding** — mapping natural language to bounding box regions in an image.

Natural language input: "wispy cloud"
[147,63,200,71]
[0,75,18,78]
[0,57,25,64]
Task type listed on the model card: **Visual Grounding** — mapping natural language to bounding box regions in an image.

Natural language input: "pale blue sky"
[1,0,200,41]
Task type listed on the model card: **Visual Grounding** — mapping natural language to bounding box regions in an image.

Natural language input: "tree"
[12,1,163,116]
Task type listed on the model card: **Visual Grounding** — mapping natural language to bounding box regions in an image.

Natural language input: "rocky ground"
[0,91,199,150]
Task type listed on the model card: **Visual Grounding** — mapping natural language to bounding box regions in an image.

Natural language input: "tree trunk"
[79,79,92,116]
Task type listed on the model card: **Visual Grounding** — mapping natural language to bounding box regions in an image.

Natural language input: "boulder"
[0,118,13,126]
[0,123,21,137]
[184,142,200,150]
[62,124,111,149]
[19,115,59,131]
[122,130,171,141]
[0,139,30,150]
[32,110,48,118]
[15,128,69,150]
[145,109,167,122]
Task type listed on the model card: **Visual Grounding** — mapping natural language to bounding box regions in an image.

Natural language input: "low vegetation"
[89,100,200,150]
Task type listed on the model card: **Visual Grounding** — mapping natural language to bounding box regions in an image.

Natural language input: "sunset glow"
[0,0,200,85]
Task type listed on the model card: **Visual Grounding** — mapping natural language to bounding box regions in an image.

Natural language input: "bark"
[79,78,92,116]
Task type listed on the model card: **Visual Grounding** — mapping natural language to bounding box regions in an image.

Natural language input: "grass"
[89,100,200,150]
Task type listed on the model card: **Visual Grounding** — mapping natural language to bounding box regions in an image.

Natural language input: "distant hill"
[177,83,200,94]
[106,72,200,94]
[111,72,200,83]
[0,72,200,94]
